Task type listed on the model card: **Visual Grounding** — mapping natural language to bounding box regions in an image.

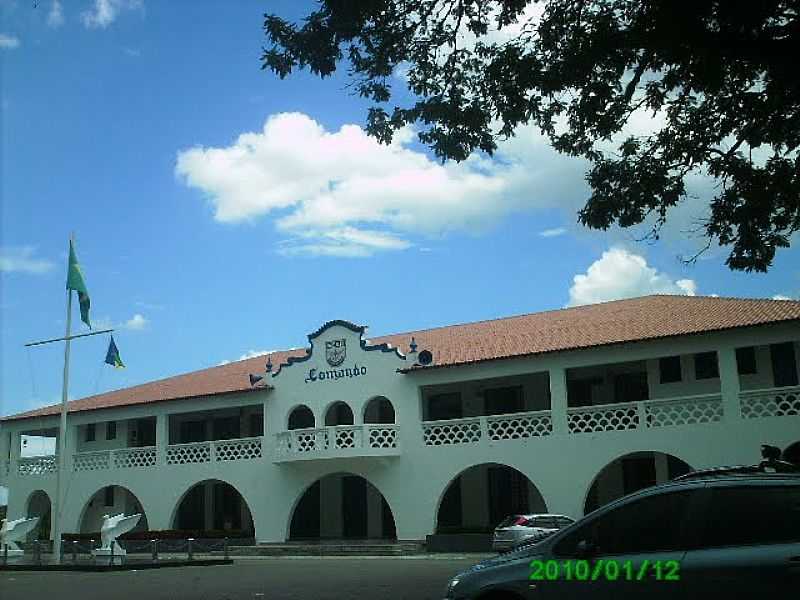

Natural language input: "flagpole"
[52,243,75,564]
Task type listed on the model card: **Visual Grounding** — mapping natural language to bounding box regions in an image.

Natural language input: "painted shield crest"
[325,339,346,367]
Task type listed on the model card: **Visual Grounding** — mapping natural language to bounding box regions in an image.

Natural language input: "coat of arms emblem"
[325,339,346,367]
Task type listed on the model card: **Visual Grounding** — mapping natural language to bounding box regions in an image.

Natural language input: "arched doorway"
[436,463,547,534]
[26,490,51,541]
[288,405,315,430]
[364,396,395,424]
[288,473,396,540]
[79,485,149,534]
[172,480,254,537]
[584,451,692,514]
[325,402,354,426]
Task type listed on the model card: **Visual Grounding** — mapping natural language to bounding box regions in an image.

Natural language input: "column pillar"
[204,482,215,530]
[654,452,669,484]
[366,484,382,538]
[156,414,169,465]
[548,367,569,434]
[461,466,489,529]
[718,346,741,422]
[319,476,343,538]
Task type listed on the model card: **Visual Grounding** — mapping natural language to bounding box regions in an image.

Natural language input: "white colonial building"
[1,295,799,547]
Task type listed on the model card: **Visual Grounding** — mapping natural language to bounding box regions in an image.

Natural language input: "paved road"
[0,555,487,600]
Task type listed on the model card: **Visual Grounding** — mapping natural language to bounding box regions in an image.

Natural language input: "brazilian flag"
[66,239,91,328]
[105,335,125,369]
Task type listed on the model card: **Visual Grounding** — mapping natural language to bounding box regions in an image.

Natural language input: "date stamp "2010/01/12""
[529,559,681,582]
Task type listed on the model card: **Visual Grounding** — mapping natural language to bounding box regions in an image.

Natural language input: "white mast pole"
[52,237,75,564]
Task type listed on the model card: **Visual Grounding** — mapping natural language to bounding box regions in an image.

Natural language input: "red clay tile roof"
[4,295,800,422]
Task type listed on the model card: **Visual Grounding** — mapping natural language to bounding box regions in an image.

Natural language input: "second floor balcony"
[274,424,401,462]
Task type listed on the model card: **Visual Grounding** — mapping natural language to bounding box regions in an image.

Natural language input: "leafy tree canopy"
[262,0,800,271]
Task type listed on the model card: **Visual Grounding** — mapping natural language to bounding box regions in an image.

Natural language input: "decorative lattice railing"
[18,455,58,476]
[422,418,483,446]
[165,441,212,465]
[487,410,553,440]
[113,446,157,469]
[567,401,640,433]
[275,425,400,459]
[214,437,263,461]
[73,451,110,472]
[740,386,800,419]
[643,394,724,427]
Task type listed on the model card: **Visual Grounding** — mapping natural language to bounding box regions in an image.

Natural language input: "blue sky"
[1,0,799,425]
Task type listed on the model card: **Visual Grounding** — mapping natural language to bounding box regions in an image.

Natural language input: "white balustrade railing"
[214,437,263,461]
[567,401,640,433]
[643,394,723,427]
[487,410,553,440]
[165,441,212,465]
[18,455,58,476]
[422,417,483,446]
[422,410,554,445]
[114,446,157,469]
[73,451,110,472]
[276,425,400,457]
[740,385,800,419]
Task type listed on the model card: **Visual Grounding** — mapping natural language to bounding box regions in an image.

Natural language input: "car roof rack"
[674,446,800,482]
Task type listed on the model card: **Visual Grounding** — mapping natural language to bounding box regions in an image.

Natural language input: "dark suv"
[444,466,800,599]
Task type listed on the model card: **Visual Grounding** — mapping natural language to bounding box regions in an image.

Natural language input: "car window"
[497,515,523,528]
[557,517,574,528]
[532,517,556,528]
[553,490,693,556]
[699,486,800,548]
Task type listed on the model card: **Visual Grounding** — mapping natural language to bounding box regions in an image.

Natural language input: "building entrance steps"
[222,540,425,556]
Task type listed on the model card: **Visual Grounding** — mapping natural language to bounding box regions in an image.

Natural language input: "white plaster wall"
[1,321,798,545]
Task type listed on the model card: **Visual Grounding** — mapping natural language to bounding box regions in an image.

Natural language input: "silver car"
[492,513,575,552]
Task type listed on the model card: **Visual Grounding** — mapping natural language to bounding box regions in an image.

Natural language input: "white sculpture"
[92,513,141,562]
[0,516,40,558]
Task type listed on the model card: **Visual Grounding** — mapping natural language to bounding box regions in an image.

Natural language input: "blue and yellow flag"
[105,335,125,369]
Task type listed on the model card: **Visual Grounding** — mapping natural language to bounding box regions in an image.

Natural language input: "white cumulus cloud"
[0,246,54,274]
[218,349,276,366]
[539,227,566,238]
[176,112,588,257]
[0,33,20,49]
[47,0,64,28]
[123,313,148,330]
[772,295,793,301]
[568,247,697,307]
[81,0,142,29]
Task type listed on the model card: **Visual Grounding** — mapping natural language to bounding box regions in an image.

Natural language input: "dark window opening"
[212,416,240,440]
[736,347,758,375]
[567,377,602,407]
[614,372,649,403]
[288,406,315,430]
[659,356,682,383]
[135,418,156,446]
[770,342,798,387]
[427,392,462,421]
[484,386,524,415]
[85,423,96,443]
[179,420,206,443]
[694,352,719,380]
[104,486,114,507]
[105,421,116,441]
[249,413,264,437]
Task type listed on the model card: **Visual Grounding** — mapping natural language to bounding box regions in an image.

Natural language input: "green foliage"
[261,0,800,271]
